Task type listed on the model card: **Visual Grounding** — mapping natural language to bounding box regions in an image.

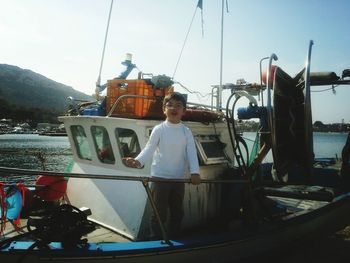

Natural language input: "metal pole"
[259,57,269,106]
[141,180,171,245]
[304,40,314,176]
[218,0,225,111]
[96,0,114,93]
[0,166,249,184]
[266,53,278,139]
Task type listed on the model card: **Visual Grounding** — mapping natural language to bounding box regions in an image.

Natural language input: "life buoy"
[182,108,223,122]
[0,187,23,220]
[36,175,67,201]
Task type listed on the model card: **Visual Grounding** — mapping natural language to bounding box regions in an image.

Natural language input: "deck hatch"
[195,135,228,165]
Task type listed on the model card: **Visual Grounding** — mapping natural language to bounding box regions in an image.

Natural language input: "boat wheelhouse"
[60,112,234,240]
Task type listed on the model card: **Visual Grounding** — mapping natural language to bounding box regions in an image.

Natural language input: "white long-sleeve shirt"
[135,120,199,179]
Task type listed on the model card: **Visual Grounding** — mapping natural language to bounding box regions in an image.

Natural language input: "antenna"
[95,0,114,97]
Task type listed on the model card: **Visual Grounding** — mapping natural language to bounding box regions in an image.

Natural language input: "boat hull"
[2,192,350,263]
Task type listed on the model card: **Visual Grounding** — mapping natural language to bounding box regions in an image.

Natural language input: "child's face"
[163,99,185,124]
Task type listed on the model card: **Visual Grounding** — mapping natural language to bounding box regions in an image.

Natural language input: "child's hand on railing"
[122,157,141,168]
[190,174,201,185]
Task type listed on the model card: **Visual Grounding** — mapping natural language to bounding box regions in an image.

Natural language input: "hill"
[0,64,92,123]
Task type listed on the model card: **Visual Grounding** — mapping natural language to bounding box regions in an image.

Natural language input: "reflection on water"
[0,134,72,184]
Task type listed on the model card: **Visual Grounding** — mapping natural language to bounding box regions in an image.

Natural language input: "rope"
[311,86,336,93]
[174,80,211,103]
[172,2,200,79]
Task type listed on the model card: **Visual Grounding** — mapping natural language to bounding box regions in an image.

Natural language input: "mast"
[95,0,114,97]
[217,0,225,111]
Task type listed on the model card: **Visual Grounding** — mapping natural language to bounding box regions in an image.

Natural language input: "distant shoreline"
[236,121,350,133]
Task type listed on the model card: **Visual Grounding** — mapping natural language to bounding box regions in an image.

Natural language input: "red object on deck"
[35,176,67,201]
[182,108,223,122]
[262,65,277,85]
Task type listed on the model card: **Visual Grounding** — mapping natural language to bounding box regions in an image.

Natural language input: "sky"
[1,0,349,124]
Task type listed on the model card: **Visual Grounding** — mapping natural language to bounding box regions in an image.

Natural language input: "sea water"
[0,134,72,184]
[0,132,348,182]
[242,132,348,163]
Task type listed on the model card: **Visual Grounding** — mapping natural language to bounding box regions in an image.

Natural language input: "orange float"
[262,65,277,85]
[35,175,67,201]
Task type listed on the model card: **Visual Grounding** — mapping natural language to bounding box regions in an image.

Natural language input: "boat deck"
[2,186,350,263]
[2,218,131,244]
[1,188,337,246]
[86,222,131,243]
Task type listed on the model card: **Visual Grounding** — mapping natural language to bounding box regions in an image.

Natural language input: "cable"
[174,81,211,101]
[225,93,248,176]
[231,96,248,169]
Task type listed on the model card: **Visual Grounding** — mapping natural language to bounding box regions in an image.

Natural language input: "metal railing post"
[141,180,172,245]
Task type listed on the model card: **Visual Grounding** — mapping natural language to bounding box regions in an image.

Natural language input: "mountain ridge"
[0,64,92,122]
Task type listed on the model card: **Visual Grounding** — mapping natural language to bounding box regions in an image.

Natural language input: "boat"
[1,3,350,263]
[0,40,350,262]
[39,124,67,137]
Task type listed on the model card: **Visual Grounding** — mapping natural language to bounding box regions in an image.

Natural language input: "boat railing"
[107,93,225,118]
[259,56,270,106]
[304,40,314,176]
[0,166,249,244]
[0,166,248,184]
[266,53,278,141]
[186,101,227,112]
[211,83,263,112]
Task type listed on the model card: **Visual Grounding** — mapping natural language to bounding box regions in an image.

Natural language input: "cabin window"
[195,135,228,165]
[71,125,92,160]
[91,126,115,164]
[115,128,141,159]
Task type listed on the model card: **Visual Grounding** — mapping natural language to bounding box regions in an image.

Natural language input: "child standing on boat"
[123,92,201,238]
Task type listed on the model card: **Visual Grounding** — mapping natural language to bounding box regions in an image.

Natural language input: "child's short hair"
[163,92,187,108]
